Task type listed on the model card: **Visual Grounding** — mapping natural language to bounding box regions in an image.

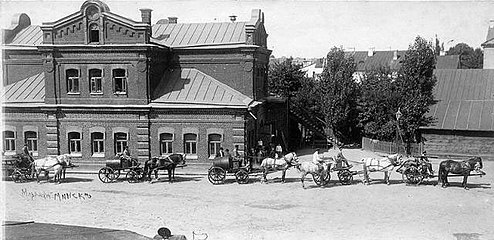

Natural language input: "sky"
[1,0,493,58]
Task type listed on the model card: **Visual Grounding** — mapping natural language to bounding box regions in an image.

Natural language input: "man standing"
[275,143,283,159]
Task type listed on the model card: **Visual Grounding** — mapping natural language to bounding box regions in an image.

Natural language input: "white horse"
[260,152,299,183]
[296,160,332,189]
[361,153,403,185]
[34,154,71,184]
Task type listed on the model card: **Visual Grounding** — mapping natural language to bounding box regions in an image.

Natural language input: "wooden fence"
[362,137,423,156]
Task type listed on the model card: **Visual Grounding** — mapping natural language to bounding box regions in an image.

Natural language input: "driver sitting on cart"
[335,151,352,169]
[312,148,326,173]
[121,146,138,167]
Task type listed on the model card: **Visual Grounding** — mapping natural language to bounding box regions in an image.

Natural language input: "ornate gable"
[40,0,150,45]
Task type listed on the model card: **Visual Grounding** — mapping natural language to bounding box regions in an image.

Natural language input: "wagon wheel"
[337,170,353,185]
[208,167,226,185]
[25,169,34,180]
[113,170,121,180]
[135,168,145,180]
[98,167,115,183]
[11,169,24,183]
[312,171,330,186]
[235,169,249,184]
[126,170,140,183]
[403,166,423,184]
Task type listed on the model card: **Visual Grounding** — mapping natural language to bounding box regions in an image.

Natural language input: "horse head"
[469,157,483,172]
[285,152,299,165]
[388,154,403,166]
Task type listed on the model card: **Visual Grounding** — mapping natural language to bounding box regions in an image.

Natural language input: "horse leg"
[363,165,369,185]
[462,174,469,190]
[301,172,307,189]
[168,169,172,183]
[281,167,287,183]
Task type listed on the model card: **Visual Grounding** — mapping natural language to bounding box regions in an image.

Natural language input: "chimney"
[168,17,178,24]
[368,48,375,57]
[393,50,398,60]
[140,9,152,25]
[229,15,237,22]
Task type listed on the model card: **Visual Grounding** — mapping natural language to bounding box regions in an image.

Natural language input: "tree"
[446,43,483,69]
[318,47,360,145]
[267,57,305,98]
[394,36,437,148]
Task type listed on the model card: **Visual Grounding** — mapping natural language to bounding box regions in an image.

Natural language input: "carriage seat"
[334,154,352,170]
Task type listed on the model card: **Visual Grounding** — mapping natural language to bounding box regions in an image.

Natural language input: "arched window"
[91,132,104,156]
[183,133,197,155]
[68,132,82,155]
[3,131,16,153]
[160,133,173,155]
[89,23,99,43]
[208,134,222,158]
[66,69,80,93]
[89,69,102,93]
[25,131,38,152]
[114,132,127,154]
[113,69,127,94]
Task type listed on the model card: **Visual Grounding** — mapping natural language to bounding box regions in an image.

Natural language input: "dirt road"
[2,149,493,240]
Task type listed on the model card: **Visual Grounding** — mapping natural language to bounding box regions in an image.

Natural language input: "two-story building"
[1,0,282,163]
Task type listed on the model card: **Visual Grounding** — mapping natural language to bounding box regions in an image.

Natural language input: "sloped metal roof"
[436,55,460,69]
[1,72,45,103]
[151,22,246,47]
[6,25,42,46]
[425,69,494,131]
[152,68,252,107]
[345,51,406,72]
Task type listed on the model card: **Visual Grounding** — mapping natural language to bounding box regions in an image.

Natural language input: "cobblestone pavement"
[2,149,493,240]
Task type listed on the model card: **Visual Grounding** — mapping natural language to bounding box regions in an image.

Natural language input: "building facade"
[1,0,281,163]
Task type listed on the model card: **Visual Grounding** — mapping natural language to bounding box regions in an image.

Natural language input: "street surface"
[2,149,493,240]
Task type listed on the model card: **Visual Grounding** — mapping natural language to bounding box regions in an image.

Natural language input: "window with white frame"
[114,132,128,155]
[208,134,222,158]
[91,132,104,156]
[89,69,102,93]
[160,133,173,155]
[183,133,197,155]
[113,69,127,94]
[25,131,38,153]
[66,69,80,93]
[68,132,82,156]
[3,131,16,153]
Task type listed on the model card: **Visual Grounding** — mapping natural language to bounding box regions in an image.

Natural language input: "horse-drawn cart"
[6,154,34,183]
[208,156,251,184]
[98,154,144,183]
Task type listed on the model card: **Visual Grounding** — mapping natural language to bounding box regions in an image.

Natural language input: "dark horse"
[438,157,483,189]
[144,154,186,183]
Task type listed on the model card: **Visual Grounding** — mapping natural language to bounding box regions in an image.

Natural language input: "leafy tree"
[267,57,304,98]
[319,47,360,145]
[394,36,437,148]
[446,43,483,69]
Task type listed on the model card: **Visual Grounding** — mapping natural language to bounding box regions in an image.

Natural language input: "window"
[66,69,79,93]
[91,132,104,156]
[3,131,16,153]
[68,132,82,156]
[89,69,102,93]
[113,69,127,94]
[208,134,222,158]
[89,24,99,43]
[160,133,173,155]
[25,131,38,152]
[114,132,128,154]
[183,133,197,155]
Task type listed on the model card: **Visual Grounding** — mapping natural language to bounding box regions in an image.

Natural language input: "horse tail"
[437,161,445,183]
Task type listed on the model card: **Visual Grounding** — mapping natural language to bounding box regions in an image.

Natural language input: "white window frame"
[160,133,174,156]
[184,133,197,156]
[91,132,105,157]
[67,69,80,94]
[68,132,82,157]
[114,132,128,155]
[25,131,38,156]
[89,69,103,94]
[113,68,127,94]
[3,130,16,155]
[208,134,222,159]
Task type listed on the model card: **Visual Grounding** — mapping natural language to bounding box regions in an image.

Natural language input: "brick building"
[1,0,283,163]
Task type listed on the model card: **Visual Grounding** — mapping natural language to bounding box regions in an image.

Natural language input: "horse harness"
[38,157,64,171]
[366,158,395,171]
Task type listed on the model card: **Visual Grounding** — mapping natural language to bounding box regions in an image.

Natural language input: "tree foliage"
[447,43,483,69]
[267,58,305,98]
[319,47,360,144]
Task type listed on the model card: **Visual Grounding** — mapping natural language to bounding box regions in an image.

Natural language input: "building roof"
[151,22,246,47]
[345,50,406,72]
[7,25,42,46]
[436,55,460,69]
[424,69,494,131]
[1,72,45,103]
[151,68,253,107]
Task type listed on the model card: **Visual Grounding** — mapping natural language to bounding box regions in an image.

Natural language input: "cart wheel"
[337,170,353,185]
[126,170,139,183]
[25,169,34,180]
[11,169,23,183]
[113,170,121,180]
[98,167,115,183]
[312,171,330,186]
[403,166,423,184]
[208,167,226,185]
[235,169,249,184]
[135,168,145,180]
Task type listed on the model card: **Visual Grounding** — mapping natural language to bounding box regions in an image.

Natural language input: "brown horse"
[438,157,483,189]
[144,154,186,183]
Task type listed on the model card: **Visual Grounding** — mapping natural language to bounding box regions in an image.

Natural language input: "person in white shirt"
[312,148,325,172]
